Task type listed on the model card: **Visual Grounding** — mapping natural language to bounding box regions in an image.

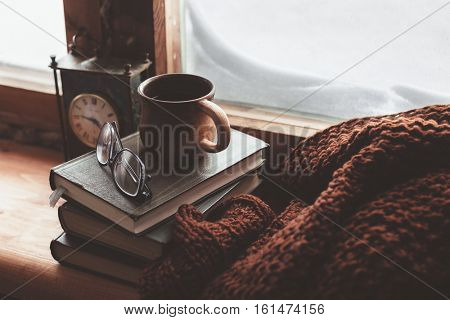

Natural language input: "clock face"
[68,93,119,147]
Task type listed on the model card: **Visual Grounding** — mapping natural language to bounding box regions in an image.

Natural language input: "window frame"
[162,0,337,135]
[0,0,336,140]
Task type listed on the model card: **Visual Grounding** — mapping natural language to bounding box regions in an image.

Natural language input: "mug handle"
[197,99,231,152]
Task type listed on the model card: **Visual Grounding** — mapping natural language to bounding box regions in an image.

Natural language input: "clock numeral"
[75,104,81,110]
[108,113,114,118]
[82,98,88,105]
[83,132,88,139]
[101,103,105,109]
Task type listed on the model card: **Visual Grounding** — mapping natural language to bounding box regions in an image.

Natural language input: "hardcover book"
[50,129,268,234]
[58,173,262,260]
[51,233,144,285]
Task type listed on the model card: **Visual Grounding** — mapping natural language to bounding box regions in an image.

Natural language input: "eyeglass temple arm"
[121,161,152,191]
[121,160,139,183]
[112,121,123,149]
[142,182,151,197]
[119,160,151,197]
[107,122,123,164]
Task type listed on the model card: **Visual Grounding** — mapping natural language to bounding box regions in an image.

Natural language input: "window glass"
[0,0,66,70]
[182,0,450,119]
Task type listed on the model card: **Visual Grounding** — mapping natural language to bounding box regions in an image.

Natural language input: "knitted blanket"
[140,105,450,299]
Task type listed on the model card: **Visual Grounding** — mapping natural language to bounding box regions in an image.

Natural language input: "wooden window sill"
[221,102,338,137]
[0,140,138,299]
[0,84,339,147]
[0,64,56,95]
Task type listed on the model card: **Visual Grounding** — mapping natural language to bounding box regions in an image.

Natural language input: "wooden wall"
[62,0,166,73]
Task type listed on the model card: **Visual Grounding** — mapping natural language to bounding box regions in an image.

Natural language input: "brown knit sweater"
[140,105,450,299]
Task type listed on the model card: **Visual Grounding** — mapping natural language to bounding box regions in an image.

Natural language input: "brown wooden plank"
[165,0,182,73]
[152,0,168,74]
[0,250,138,299]
[62,0,102,57]
[0,85,60,132]
[0,140,138,299]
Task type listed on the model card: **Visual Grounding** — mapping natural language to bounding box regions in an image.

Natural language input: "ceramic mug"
[137,73,231,171]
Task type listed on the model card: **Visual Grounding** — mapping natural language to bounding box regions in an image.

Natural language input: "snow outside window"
[182,0,450,119]
[0,0,66,71]
[0,0,66,92]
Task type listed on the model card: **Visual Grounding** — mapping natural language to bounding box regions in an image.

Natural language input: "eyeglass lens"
[97,123,122,165]
[113,149,142,196]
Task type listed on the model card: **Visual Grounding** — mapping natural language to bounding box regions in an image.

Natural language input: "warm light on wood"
[0,140,138,299]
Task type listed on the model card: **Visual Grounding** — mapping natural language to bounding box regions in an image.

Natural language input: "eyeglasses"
[96,122,151,198]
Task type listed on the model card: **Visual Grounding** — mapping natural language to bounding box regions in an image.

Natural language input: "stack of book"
[49,129,268,285]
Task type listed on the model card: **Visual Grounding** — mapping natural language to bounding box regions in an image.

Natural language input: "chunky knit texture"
[140,105,450,299]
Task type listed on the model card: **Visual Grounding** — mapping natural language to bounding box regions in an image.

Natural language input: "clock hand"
[81,115,102,128]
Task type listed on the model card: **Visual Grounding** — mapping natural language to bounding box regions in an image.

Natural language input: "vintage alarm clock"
[50,52,151,160]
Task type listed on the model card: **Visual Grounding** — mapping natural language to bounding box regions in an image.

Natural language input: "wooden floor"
[0,140,138,299]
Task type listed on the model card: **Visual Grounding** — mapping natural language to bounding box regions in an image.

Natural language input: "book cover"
[50,129,267,234]
[50,233,144,285]
[58,173,262,260]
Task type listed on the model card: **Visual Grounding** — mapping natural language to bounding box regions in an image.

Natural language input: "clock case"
[51,53,151,160]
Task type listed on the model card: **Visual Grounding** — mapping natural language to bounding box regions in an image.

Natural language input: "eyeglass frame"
[97,121,151,198]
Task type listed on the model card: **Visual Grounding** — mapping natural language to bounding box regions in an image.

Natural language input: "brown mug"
[137,73,231,171]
